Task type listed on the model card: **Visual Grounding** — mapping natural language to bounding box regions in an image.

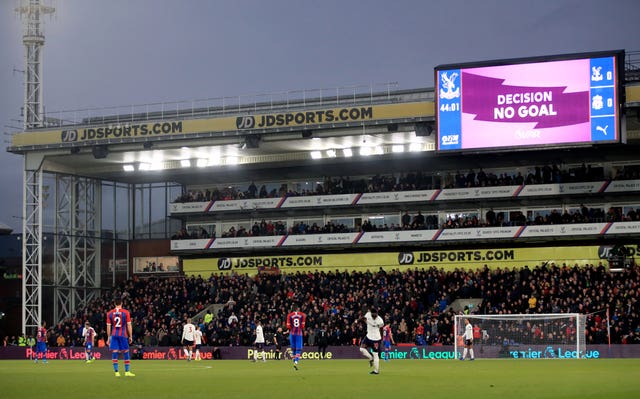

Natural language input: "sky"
[0,0,639,231]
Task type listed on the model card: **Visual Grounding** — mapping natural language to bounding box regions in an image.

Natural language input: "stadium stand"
[172,162,610,204]
[6,51,640,356]
[43,262,639,349]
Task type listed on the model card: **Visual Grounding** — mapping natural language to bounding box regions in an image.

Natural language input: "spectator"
[46,260,639,348]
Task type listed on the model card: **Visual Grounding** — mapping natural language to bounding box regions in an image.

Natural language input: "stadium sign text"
[1,345,637,360]
[217,256,323,270]
[62,121,183,142]
[382,348,458,360]
[509,346,600,359]
[399,249,516,264]
[25,347,102,360]
[246,349,332,360]
[236,107,373,129]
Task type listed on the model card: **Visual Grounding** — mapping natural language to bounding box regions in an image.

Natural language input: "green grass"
[0,358,639,399]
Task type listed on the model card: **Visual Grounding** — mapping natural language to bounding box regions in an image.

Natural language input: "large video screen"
[436,51,623,152]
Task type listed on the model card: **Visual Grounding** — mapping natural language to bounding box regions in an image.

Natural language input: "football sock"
[124,351,130,371]
[470,349,475,359]
[195,350,200,360]
[261,351,266,361]
[112,352,119,372]
[253,350,258,361]
[373,352,380,373]
[462,348,468,359]
[360,347,373,360]
[184,348,189,358]
[188,350,193,360]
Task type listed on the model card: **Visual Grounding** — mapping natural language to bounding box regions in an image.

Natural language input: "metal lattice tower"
[22,163,43,334]
[16,0,55,129]
[53,176,102,323]
[17,0,54,334]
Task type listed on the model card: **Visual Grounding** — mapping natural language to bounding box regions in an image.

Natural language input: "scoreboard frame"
[434,50,626,153]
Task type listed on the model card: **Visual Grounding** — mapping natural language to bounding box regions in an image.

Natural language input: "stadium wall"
[1,345,639,360]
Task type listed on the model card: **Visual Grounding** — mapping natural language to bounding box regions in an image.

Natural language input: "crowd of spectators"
[172,162,622,204]
[172,204,640,240]
[614,165,640,180]
[39,261,639,351]
[218,221,354,238]
[168,161,640,240]
[442,206,605,229]
[442,206,640,229]
[171,227,213,240]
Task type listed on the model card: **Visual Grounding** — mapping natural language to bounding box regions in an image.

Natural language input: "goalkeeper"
[460,319,475,361]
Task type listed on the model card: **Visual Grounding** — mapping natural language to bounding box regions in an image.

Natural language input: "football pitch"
[0,358,638,399]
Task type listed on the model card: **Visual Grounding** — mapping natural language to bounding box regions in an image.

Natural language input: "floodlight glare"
[409,142,422,152]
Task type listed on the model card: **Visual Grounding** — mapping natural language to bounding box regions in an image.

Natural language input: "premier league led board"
[435,51,624,152]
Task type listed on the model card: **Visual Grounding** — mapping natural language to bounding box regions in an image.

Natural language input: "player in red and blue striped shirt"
[83,321,96,363]
[286,306,306,370]
[34,321,48,364]
[106,296,135,377]
[382,323,395,362]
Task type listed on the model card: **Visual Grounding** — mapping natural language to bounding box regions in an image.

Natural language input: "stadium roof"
[7,85,640,186]
[0,222,13,235]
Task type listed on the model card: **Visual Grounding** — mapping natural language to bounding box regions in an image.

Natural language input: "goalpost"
[454,314,586,359]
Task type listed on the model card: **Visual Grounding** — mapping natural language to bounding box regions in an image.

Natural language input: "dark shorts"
[195,344,202,350]
[383,340,392,349]
[183,339,194,347]
[362,337,382,353]
[254,342,264,350]
[36,342,47,352]
[85,343,93,351]
[465,339,473,346]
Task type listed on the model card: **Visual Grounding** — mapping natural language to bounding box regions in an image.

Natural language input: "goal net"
[454,314,586,359]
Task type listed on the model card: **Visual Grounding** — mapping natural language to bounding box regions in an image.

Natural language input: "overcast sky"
[1,0,639,230]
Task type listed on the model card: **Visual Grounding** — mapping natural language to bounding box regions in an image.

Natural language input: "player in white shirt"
[359,308,384,374]
[182,318,196,361]
[193,325,204,361]
[252,319,266,362]
[460,318,475,360]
